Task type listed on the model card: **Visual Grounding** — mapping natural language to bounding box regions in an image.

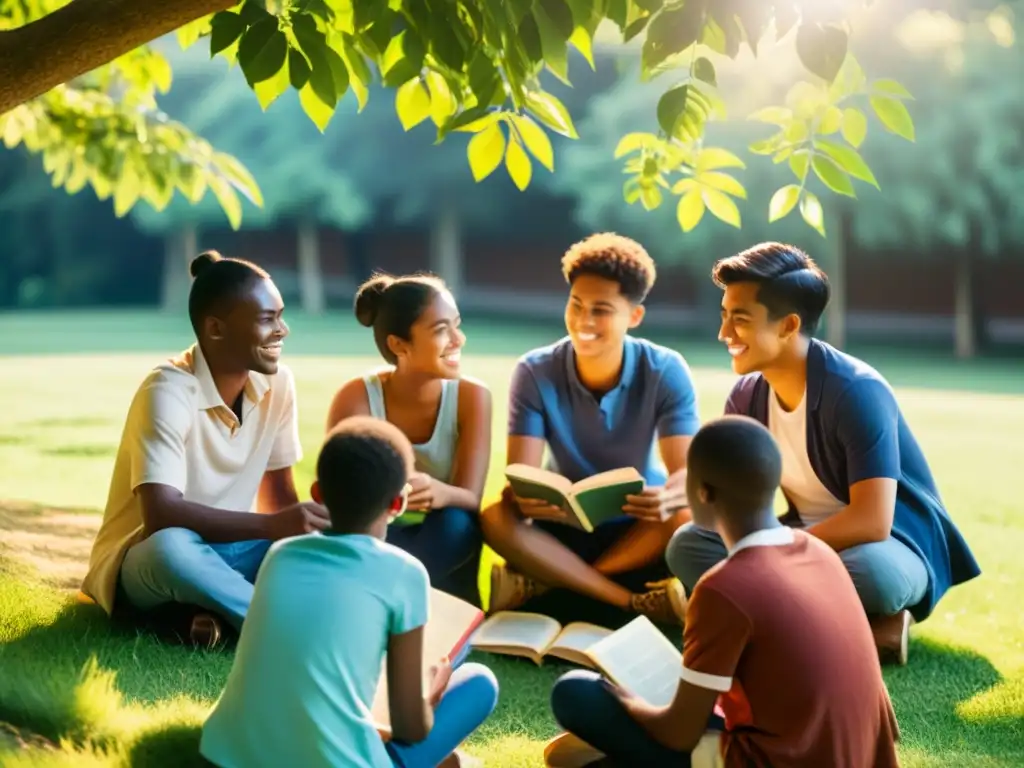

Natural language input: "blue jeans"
[666,522,929,616]
[386,508,482,600]
[551,670,724,767]
[386,662,499,768]
[119,527,271,630]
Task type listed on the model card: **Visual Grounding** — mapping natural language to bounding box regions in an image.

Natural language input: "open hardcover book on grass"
[371,588,485,738]
[469,611,615,666]
[504,464,644,532]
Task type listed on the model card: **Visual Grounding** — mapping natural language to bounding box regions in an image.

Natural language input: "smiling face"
[206,277,289,375]
[389,289,465,378]
[718,282,801,375]
[564,273,644,359]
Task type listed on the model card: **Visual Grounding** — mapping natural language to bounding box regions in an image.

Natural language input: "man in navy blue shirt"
[667,242,980,664]
[480,233,701,627]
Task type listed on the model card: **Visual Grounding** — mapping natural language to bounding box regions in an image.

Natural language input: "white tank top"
[362,372,460,483]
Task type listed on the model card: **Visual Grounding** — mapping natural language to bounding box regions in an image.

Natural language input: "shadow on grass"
[885,638,1024,764]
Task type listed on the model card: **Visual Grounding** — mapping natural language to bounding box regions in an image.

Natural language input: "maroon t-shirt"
[682,528,900,768]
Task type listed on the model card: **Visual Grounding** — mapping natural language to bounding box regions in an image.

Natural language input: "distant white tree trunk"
[297,220,325,314]
[825,209,847,349]
[429,201,463,294]
[161,224,197,313]
[954,250,977,359]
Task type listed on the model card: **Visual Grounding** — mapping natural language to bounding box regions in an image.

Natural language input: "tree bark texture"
[0,0,235,116]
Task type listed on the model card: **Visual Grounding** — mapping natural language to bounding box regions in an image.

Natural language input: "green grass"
[0,312,1022,766]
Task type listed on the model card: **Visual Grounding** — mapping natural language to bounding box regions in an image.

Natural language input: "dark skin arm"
[806,478,897,551]
[256,467,301,513]
[386,626,452,744]
[594,435,692,577]
[613,678,720,752]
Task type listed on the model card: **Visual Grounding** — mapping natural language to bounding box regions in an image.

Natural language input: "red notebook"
[372,588,485,737]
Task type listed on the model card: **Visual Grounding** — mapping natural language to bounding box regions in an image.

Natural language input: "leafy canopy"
[1,0,922,236]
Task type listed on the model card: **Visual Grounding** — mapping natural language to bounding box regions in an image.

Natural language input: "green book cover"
[570,479,645,531]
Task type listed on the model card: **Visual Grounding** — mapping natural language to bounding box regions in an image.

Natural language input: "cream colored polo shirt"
[81,344,303,615]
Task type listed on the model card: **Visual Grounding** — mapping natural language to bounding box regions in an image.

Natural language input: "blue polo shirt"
[725,339,981,623]
[507,335,701,487]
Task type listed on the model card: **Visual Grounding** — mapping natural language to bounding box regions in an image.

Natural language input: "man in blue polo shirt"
[480,233,701,627]
[667,242,980,663]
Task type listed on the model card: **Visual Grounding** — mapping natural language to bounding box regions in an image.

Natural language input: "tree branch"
[0,0,235,116]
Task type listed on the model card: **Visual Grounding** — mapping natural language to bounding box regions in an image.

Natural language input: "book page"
[470,611,563,655]
[505,463,573,494]
[570,466,643,494]
[585,616,683,708]
[548,622,614,656]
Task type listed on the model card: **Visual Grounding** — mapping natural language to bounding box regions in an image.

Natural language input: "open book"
[505,464,644,532]
[371,588,484,737]
[469,611,614,666]
[585,615,686,707]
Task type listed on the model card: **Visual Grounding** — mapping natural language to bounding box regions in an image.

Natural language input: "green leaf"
[703,187,741,228]
[676,189,705,231]
[872,79,914,99]
[178,15,213,49]
[623,177,643,205]
[525,91,578,139]
[870,96,915,141]
[696,147,745,172]
[789,149,810,182]
[325,47,350,97]
[299,81,335,131]
[339,34,371,110]
[429,12,466,72]
[425,70,456,126]
[812,154,855,197]
[615,132,658,158]
[799,190,826,236]
[210,11,245,56]
[254,56,291,109]
[795,22,847,83]
[819,105,842,134]
[640,184,663,211]
[534,4,571,82]
[815,139,878,188]
[506,137,533,190]
[210,174,243,230]
[700,171,746,199]
[657,84,689,137]
[467,122,506,181]
[395,78,432,130]
[288,49,311,90]
[768,184,800,222]
[841,107,867,148]
[446,106,498,135]
[569,26,595,69]
[642,3,702,72]
[381,28,425,88]
[237,18,288,86]
[113,165,141,217]
[694,56,716,86]
[510,114,554,172]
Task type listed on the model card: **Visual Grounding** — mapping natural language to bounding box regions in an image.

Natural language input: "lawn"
[0,312,1022,767]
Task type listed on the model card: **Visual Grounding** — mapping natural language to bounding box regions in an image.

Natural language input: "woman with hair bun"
[326,272,492,604]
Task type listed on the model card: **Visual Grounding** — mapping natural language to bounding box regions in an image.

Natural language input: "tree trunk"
[161,225,197,313]
[953,250,980,359]
[824,208,847,350]
[296,221,325,315]
[0,0,234,116]
[429,201,463,294]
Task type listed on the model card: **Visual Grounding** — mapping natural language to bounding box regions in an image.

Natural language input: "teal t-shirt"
[199,533,430,768]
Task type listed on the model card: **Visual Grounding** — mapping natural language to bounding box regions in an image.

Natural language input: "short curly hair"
[560,232,656,304]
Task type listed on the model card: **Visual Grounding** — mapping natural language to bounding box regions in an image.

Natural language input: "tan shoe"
[488,562,549,612]
[544,732,606,768]
[871,609,911,666]
[630,578,688,626]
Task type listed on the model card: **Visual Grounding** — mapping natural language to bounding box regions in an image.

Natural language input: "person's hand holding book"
[406,472,443,511]
[514,495,571,523]
[426,656,453,708]
[623,478,688,522]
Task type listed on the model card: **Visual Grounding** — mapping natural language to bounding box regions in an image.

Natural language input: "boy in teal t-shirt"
[200,416,499,768]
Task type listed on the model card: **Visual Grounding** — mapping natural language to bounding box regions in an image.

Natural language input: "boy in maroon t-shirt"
[548,416,900,767]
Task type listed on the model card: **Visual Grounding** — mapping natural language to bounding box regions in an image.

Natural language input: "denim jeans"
[551,670,724,767]
[386,507,483,602]
[386,662,499,768]
[119,527,271,630]
[666,522,929,616]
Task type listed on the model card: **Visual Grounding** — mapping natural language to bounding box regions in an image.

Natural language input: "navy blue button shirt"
[725,338,981,622]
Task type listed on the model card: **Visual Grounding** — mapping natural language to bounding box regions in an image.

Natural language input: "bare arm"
[325,378,372,433]
[257,467,301,513]
[806,477,897,551]
[506,434,546,468]
[386,626,433,744]
[622,678,720,752]
[139,483,274,542]
[432,379,492,511]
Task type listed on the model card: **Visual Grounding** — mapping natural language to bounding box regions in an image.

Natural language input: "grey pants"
[666,522,929,616]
